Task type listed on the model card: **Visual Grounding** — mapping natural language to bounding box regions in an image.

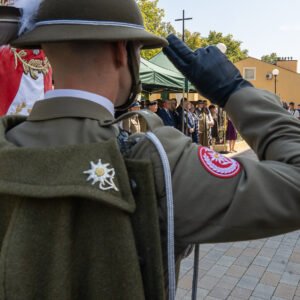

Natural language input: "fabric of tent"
[140,57,186,92]
[149,51,195,91]
[150,51,179,73]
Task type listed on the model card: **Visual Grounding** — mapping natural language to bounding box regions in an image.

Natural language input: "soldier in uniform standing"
[122,101,141,134]
[0,0,299,299]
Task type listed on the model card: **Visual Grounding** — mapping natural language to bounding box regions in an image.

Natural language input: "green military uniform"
[128,87,300,247]
[0,97,166,300]
[1,86,299,299]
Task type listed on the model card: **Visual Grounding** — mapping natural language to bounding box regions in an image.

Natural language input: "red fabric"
[0,47,52,116]
[0,47,23,115]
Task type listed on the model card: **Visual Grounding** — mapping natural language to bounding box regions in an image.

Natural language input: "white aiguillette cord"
[104,113,176,300]
[145,132,176,300]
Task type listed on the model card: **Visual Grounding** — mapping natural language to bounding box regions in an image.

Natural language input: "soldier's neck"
[53,74,118,105]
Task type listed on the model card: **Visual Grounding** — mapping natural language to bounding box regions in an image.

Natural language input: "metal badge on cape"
[84,159,119,192]
[198,147,241,179]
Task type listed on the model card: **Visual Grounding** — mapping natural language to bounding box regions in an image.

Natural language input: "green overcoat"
[0,114,165,300]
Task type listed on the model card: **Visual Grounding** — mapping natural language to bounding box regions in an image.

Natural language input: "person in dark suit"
[176,98,196,137]
[169,98,180,129]
[157,99,176,127]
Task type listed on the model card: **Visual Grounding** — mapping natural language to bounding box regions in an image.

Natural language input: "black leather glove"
[163,34,253,107]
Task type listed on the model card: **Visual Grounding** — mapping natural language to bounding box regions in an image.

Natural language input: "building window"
[243,67,256,80]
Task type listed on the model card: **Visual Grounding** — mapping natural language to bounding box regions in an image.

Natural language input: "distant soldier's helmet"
[0,0,20,46]
[11,0,167,110]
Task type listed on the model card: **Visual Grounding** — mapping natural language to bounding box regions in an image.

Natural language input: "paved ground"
[177,146,300,300]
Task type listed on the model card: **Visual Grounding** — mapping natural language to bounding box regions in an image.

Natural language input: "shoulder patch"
[198,147,241,179]
[84,159,119,192]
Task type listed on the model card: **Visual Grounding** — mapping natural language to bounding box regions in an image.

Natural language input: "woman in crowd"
[226,117,238,152]
[146,100,158,113]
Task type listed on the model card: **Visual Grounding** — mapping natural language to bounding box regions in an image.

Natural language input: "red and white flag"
[0,46,52,116]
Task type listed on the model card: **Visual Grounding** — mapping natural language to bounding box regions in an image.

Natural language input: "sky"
[158,0,300,65]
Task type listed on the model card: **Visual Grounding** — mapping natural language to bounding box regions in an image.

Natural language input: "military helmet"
[0,2,20,46]
[12,0,167,49]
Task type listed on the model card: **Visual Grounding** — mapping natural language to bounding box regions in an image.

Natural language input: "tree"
[200,31,248,63]
[261,53,278,64]
[137,0,175,59]
[137,1,248,63]
[175,30,248,63]
[178,30,202,50]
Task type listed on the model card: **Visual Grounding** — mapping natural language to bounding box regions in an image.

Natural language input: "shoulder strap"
[100,110,164,132]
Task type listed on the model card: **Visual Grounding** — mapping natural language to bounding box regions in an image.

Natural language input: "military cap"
[130,101,141,108]
[0,4,20,45]
[12,0,168,49]
[146,100,158,106]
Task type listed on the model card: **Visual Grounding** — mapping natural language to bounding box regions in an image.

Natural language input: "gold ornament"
[11,48,51,80]
[14,102,26,114]
[0,0,13,5]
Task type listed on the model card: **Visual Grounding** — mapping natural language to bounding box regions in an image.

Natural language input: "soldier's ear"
[112,41,128,69]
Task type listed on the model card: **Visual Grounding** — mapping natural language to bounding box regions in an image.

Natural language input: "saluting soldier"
[0,0,299,299]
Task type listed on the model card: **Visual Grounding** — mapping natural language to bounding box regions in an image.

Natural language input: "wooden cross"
[175,10,193,42]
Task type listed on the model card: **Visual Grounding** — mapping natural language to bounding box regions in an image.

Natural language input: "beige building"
[235,57,300,104]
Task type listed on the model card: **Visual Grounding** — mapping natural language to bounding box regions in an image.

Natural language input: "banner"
[0,46,52,116]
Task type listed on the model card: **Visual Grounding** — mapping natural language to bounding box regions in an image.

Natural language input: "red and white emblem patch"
[198,147,241,179]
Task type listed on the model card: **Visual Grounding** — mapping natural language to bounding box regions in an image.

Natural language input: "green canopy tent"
[140,58,187,93]
[149,51,195,91]
[149,51,179,73]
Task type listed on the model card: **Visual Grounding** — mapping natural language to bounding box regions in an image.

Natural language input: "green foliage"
[137,1,248,63]
[178,30,202,50]
[261,53,278,64]
[137,0,175,59]
[177,30,248,63]
[200,31,248,63]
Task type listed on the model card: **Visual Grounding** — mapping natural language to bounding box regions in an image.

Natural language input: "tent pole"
[181,82,185,133]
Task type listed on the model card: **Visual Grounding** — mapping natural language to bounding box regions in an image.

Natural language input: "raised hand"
[163,34,252,107]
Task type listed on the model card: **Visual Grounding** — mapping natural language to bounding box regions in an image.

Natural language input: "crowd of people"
[121,97,238,151]
[123,98,300,152]
[282,101,300,119]
[287,101,300,119]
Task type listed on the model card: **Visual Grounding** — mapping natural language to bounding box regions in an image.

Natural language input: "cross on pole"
[175,10,193,133]
[175,10,192,42]
[176,10,199,300]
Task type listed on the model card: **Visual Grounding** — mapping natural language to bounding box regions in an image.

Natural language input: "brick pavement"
[176,147,300,300]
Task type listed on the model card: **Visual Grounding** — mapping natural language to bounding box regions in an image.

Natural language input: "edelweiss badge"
[84,159,119,191]
[198,147,241,179]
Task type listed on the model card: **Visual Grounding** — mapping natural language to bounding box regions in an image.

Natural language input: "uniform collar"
[45,89,115,116]
[27,96,114,123]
